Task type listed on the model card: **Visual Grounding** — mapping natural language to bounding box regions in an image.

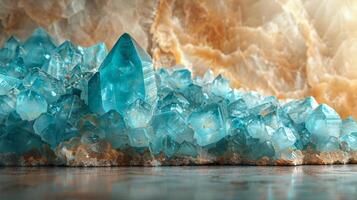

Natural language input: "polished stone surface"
[0,166,356,200]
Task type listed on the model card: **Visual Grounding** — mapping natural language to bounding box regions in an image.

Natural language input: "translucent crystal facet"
[188,104,227,146]
[98,33,157,114]
[43,41,82,80]
[22,28,56,68]
[16,89,48,121]
[305,104,342,151]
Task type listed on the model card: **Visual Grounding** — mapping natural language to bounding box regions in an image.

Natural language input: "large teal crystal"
[96,33,157,114]
[0,28,356,166]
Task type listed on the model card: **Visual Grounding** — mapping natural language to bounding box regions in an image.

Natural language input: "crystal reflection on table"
[0,166,356,200]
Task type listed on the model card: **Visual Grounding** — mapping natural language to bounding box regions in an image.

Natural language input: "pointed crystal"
[80,43,107,72]
[0,36,20,64]
[169,69,192,89]
[23,68,65,103]
[22,28,56,68]
[98,33,157,114]
[3,58,28,79]
[305,104,341,148]
[43,41,82,79]
[208,75,232,97]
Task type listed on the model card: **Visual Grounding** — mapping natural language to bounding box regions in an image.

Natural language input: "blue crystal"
[341,116,357,136]
[16,89,48,121]
[98,33,157,114]
[158,91,190,115]
[0,95,16,119]
[181,84,206,106]
[249,96,278,117]
[79,43,107,72]
[150,134,179,157]
[340,133,357,150]
[43,41,82,80]
[98,110,127,149]
[246,117,274,142]
[88,73,105,114]
[22,28,56,68]
[128,128,152,148]
[249,140,275,160]
[4,36,20,51]
[228,98,248,118]
[0,130,46,155]
[0,74,21,95]
[33,113,73,148]
[188,104,227,146]
[175,141,198,157]
[0,36,20,64]
[51,95,89,126]
[169,69,192,89]
[318,136,340,152]
[271,127,296,151]
[152,111,194,143]
[305,104,342,151]
[208,75,232,98]
[23,68,65,103]
[125,99,152,128]
[281,97,318,130]
[33,113,54,135]
[2,57,28,79]
[340,117,357,150]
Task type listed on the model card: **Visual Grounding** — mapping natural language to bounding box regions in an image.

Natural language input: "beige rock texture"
[1,0,357,119]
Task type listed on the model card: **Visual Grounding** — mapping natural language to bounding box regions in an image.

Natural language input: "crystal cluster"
[0,29,356,166]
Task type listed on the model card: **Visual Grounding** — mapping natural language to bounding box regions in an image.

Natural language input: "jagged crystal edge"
[0,28,356,166]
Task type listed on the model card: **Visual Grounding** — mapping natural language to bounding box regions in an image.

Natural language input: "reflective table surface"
[0,166,356,200]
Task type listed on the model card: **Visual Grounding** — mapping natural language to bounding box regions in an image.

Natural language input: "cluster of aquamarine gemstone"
[0,28,356,164]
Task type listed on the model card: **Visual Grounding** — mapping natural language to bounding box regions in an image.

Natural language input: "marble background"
[1,0,356,119]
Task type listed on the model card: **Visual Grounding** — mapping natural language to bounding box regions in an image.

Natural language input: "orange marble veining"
[1,0,357,118]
